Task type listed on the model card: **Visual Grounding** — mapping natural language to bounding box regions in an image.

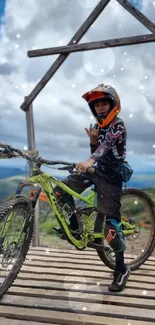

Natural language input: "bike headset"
[82,84,121,128]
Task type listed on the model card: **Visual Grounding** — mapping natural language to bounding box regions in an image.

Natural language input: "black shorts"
[61,169,122,222]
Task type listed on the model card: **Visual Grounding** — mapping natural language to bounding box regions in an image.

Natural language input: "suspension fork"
[15,181,42,208]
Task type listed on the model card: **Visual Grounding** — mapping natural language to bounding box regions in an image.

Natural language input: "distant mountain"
[127,173,155,189]
[0,167,25,179]
[0,165,155,202]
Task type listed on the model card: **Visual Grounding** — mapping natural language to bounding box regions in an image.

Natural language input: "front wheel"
[95,188,155,271]
[0,196,34,299]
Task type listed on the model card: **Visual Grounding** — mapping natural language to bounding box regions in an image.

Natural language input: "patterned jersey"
[90,117,127,171]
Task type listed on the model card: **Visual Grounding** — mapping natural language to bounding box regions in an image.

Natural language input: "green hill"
[0,167,25,179]
[0,175,26,202]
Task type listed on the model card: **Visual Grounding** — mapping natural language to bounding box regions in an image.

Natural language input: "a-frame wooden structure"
[20,0,155,111]
[19,0,155,246]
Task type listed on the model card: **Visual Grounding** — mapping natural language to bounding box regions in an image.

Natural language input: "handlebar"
[58,165,95,174]
[0,145,37,160]
[0,143,95,174]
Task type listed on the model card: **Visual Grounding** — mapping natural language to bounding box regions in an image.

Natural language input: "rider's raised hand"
[84,123,99,145]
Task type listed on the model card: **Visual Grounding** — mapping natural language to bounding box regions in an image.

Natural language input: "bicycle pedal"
[60,234,66,240]
[87,242,104,249]
[52,227,63,235]
[104,246,113,252]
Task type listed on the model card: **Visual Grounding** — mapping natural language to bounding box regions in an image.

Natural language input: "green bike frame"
[15,167,135,250]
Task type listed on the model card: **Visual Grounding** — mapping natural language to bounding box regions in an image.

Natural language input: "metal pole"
[25,97,40,247]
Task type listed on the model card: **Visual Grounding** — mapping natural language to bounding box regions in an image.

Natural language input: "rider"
[53,84,132,292]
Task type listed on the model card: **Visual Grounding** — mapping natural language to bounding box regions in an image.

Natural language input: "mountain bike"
[0,144,155,299]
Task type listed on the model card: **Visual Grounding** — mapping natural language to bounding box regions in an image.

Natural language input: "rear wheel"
[95,188,155,271]
[0,196,34,298]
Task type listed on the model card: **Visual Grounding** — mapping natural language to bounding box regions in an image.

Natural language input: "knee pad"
[104,218,126,253]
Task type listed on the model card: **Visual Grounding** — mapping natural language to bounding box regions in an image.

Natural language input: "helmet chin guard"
[82,84,121,127]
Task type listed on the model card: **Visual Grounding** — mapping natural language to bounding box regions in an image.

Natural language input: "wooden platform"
[0,247,155,325]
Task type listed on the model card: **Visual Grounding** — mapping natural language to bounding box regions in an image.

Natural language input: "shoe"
[108,265,131,292]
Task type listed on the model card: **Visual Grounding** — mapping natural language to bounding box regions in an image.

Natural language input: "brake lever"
[58,165,75,174]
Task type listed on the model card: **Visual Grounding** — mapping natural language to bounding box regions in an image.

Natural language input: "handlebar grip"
[0,142,8,148]
[86,167,95,174]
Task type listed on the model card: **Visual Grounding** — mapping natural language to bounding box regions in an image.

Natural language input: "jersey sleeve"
[90,119,126,162]
[90,143,98,154]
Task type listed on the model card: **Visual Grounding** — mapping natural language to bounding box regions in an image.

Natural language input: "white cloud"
[0,0,155,172]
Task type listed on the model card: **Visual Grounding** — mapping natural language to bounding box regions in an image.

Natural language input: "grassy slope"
[0,175,26,202]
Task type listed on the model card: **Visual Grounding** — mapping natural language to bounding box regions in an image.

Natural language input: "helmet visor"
[86,91,105,103]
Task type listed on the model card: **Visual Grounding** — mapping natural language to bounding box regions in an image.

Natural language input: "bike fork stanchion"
[33,200,40,247]
[24,97,40,247]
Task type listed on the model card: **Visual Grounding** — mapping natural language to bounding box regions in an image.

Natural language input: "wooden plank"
[25,254,155,266]
[23,258,155,274]
[27,251,155,266]
[6,276,86,289]
[11,274,155,291]
[29,247,155,261]
[15,268,155,285]
[0,318,59,325]
[28,33,155,58]
[27,249,155,268]
[8,282,155,299]
[117,0,155,33]
[15,269,155,285]
[3,292,155,312]
[15,270,155,287]
[28,248,155,263]
[12,277,111,290]
[7,286,155,302]
[20,262,155,278]
[20,0,111,111]
[0,306,152,325]
[1,247,155,325]
[27,248,153,259]
[1,296,155,321]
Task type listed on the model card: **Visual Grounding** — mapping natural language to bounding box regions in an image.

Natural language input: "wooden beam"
[20,0,111,112]
[117,0,155,33]
[27,33,155,58]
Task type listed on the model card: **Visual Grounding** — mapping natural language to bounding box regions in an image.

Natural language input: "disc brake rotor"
[2,241,19,268]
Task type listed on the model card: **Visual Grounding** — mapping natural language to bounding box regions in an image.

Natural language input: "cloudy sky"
[0,0,155,174]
